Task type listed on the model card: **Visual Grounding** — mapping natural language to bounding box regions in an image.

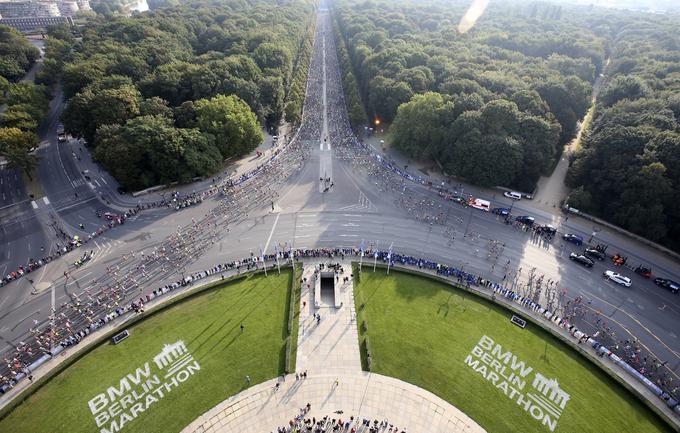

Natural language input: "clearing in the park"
[0,271,296,433]
[353,268,673,433]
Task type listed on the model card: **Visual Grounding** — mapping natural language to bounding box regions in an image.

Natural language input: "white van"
[504,191,522,200]
[468,198,490,212]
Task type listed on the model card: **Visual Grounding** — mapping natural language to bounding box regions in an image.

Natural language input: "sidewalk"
[295,261,361,374]
[181,372,485,433]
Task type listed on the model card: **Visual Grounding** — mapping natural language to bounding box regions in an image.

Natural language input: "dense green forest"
[334,0,605,190]
[0,25,47,176]
[566,12,680,250]
[60,0,315,190]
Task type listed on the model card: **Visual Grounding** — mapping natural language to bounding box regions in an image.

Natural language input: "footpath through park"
[181,259,486,433]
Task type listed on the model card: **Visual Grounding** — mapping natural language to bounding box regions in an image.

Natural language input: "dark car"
[451,196,466,205]
[515,216,535,226]
[563,233,583,246]
[117,186,127,195]
[654,278,680,294]
[538,224,557,235]
[584,248,606,261]
[492,207,511,216]
[569,252,594,268]
[634,265,652,278]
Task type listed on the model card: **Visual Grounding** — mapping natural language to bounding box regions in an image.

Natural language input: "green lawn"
[354,268,673,433]
[1,271,294,433]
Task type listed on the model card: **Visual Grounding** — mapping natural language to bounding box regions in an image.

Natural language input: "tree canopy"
[0,25,44,174]
[60,0,316,190]
[566,10,680,250]
[335,0,602,190]
[0,25,40,82]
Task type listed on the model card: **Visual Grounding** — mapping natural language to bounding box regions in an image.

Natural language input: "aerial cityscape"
[0,0,679,432]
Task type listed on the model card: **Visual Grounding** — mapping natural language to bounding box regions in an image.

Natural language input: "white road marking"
[295,235,311,238]
[263,213,280,253]
[343,214,362,218]
[339,234,358,237]
[299,214,317,218]
[101,178,107,184]
[67,272,92,287]
[94,180,101,187]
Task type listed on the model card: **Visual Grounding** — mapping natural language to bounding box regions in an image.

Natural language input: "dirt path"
[532,58,611,213]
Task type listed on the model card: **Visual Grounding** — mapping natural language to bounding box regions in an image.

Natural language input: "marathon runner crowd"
[277,402,400,433]
[0,9,678,420]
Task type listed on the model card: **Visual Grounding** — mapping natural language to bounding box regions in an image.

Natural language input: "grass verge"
[354,268,673,433]
[285,262,302,373]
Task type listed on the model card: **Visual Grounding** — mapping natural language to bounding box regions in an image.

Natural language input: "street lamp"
[588,227,601,244]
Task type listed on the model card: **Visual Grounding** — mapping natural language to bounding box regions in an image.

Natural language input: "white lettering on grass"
[86,341,201,433]
[464,335,569,432]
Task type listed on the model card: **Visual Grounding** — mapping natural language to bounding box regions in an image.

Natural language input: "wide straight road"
[0,2,679,405]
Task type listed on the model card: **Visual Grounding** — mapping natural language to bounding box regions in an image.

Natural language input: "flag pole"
[275,245,281,275]
[359,239,364,272]
[387,242,393,275]
[260,245,267,277]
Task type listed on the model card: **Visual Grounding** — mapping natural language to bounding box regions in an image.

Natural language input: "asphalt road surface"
[1,5,680,399]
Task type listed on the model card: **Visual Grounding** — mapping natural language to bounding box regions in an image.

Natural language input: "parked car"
[569,253,594,268]
[603,270,632,287]
[117,186,127,195]
[654,278,680,294]
[515,216,535,226]
[503,191,522,200]
[563,233,583,246]
[584,248,606,261]
[634,265,652,278]
[492,207,511,216]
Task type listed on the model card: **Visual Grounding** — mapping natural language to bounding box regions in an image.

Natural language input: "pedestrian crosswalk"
[339,190,374,212]
[90,238,124,264]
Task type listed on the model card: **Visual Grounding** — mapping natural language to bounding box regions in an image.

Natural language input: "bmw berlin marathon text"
[87,341,201,433]
[464,335,570,432]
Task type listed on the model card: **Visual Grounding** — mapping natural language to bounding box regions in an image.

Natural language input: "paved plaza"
[181,261,486,433]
